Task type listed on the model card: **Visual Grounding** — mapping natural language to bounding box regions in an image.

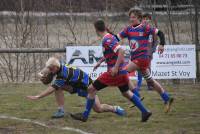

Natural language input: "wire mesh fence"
[0,0,199,83]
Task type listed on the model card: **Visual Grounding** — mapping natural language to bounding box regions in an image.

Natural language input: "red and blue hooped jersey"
[118,23,158,60]
[142,21,158,55]
[102,33,127,74]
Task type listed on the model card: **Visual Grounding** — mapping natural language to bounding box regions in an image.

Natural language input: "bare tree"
[166,0,176,44]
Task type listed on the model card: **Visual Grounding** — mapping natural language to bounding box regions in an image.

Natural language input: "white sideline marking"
[0,115,93,134]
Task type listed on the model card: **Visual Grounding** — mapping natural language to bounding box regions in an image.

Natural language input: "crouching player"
[27,57,125,118]
[70,19,151,122]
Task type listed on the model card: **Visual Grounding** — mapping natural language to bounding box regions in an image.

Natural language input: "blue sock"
[137,71,143,90]
[160,92,170,103]
[130,94,148,113]
[83,98,95,118]
[132,88,141,98]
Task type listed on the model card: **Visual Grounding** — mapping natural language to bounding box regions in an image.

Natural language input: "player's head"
[142,13,151,23]
[128,7,143,25]
[94,19,106,36]
[45,57,60,74]
[38,67,55,85]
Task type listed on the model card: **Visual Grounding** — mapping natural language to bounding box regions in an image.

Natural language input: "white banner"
[66,45,196,80]
[151,45,196,79]
[66,46,103,80]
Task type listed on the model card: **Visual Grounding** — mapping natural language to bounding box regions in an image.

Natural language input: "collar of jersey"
[102,33,110,41]
[131,23,143,29]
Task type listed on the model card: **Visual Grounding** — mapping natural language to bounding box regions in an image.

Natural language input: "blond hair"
[38,67,50,77]
[45,57,60,68]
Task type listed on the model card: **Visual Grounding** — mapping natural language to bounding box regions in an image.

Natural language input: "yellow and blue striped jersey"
[51,61,92,92]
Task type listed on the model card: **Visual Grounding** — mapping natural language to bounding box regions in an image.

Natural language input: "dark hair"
[105,27,113,34]
[143,13,151,20]
[94,19,106,32]
[128,7,143,19]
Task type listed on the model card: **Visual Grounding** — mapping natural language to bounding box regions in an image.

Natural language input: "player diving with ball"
[26,57,126,118]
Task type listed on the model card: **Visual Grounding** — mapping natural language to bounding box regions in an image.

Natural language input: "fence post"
[193,0,200,81]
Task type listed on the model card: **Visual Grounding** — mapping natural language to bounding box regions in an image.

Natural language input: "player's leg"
[52,89,65,118]
[129,79,141,98]
[93,95,125,116]
[119,85,151,122]
[126,61,141,98]
[129,79,144,108]
[71,79,107,122]
[136,71,143,90]
[142,69,174,113]
[126,60,140,73]
[146,59,153,90]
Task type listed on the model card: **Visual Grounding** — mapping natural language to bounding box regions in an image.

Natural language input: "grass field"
[0,83,199,134]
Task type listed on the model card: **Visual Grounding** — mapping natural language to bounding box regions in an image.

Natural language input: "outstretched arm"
[93,57,105,71]
[98,57,105,64]
[117,26,128,45]
[26,86,55,100]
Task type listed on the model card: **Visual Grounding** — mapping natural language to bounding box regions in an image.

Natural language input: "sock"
[113,106,117,113]
[137,71,143,90]
[130,94,148,113]
[160,91,170,103]
[83,98,95,118]
[132,88,141,98]
[58,107,64,112]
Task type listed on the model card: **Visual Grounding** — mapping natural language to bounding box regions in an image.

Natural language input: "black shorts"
[92,79,129,93]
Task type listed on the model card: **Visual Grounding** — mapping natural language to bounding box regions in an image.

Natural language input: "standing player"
[70,19,152,122]
[117,7,174,113]
[136,13,159,91]
[27,57,126,118]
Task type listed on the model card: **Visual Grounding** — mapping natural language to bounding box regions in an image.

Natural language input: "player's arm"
[156,30,165,54]
[93,57,105,71]
[147,26,165,54]
[26,86,55,100]
[98,57,105,64]
[117,34,126,46]
[145,24,165,54]
[118,38,126,46]
[117,27,128,45]
[111,46,125,76]
[115,47,125,67]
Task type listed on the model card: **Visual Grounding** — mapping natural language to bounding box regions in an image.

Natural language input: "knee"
[145,77,154,85]
[146,78,153,83]
[55,88,62,94]
[88,85,97,95]
[93,106,103,113]
[88,86,97,98]
[122,91,130,99]
[128,81,134,89]
[143,74,151,80]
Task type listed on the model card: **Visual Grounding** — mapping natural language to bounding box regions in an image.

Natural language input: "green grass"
[0,83,199,134]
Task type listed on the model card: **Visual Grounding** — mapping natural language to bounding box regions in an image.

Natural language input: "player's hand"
[158,45,164,54]
[111,66,118,76]
[26,95,40,100]
[93,62,100,72]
